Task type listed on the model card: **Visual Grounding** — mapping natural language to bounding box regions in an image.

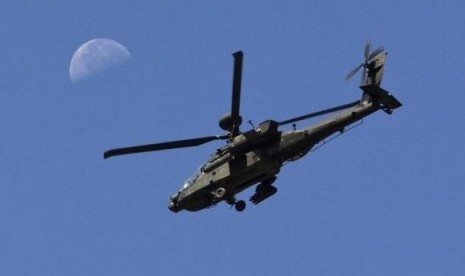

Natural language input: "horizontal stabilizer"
[360,84,402,110]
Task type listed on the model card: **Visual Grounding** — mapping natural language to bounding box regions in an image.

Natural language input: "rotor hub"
[219,113,242,132]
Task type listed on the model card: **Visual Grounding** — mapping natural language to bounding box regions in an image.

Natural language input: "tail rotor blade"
[364,41,372,60]
[346,64,363,80]
[368,46,385,61]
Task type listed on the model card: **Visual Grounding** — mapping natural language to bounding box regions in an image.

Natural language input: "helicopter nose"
[168,197,180,213]
[168,200,179,212]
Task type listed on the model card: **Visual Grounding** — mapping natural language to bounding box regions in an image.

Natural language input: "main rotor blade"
[231,51,243,127]
[277,100,360,126]
[104,135,228,159]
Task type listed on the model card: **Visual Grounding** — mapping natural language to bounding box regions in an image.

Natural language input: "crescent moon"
[69,38,131,83]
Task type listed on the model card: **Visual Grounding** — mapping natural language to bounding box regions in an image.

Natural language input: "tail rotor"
[346,41,385,85]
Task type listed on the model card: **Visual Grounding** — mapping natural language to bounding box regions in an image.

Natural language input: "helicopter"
[104,43,402,213]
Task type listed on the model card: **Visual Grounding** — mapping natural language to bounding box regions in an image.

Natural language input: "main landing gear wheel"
[235,200,246,212]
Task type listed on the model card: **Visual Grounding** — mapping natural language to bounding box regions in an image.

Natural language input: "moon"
[69,38,131,83]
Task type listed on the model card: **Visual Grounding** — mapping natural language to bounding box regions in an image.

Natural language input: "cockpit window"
[181,166,202,191]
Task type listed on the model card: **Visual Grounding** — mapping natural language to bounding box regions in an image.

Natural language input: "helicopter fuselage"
[168,99,380,212]
[104,48,401,213]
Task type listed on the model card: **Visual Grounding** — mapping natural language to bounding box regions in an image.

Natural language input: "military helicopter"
[104,43,401,213]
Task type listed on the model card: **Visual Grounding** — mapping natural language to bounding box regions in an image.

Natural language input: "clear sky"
[2,1,464,275]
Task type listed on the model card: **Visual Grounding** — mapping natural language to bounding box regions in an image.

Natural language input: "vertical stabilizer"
[362,51,386,87]
[361,49,387,103]
[346,42,388,103]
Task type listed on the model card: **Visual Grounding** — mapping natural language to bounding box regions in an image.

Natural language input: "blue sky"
[1,1,464,275]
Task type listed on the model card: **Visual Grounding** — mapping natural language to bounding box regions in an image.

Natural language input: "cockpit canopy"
[181,166,202,191]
